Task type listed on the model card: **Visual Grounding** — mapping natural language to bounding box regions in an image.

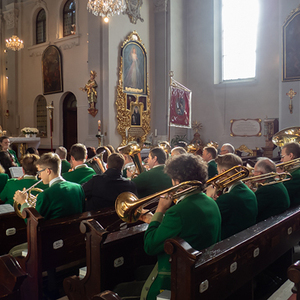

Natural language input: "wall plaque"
[230,119,262,137]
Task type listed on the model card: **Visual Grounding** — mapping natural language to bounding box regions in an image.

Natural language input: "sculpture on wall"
[80,70,98,117]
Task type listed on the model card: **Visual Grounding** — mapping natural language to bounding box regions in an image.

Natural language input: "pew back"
[165,205,300,300]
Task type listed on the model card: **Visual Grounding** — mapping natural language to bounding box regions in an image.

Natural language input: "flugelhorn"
[206,165,250,194]
[242,171,292,191]
[115,180,203,223]
[13,179,44,218]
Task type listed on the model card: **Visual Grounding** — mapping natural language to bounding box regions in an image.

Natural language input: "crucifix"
[46,101,54,152]
[286,88,297,114]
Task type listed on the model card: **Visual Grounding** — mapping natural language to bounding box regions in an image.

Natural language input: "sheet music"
[0,204,14,214]
[9,167,24,178]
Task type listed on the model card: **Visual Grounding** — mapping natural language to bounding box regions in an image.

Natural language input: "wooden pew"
[164,204,300,300]
[0,211,27,256]
[92,290,122,300]
[287,261,300,300]
[0,206,118,300]
[64,218,156,300]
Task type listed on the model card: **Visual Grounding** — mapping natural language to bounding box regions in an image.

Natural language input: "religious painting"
[122,37,146,94]
[283,5,300,81]
[116,31,151,146]
[169,78,192,128]
[42,45,63,94]
[126,94,136,110]
[138,96,147,111]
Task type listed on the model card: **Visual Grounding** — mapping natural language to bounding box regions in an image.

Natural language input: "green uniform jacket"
[8,149,20,167]
[283,168,300,206]
[208,160,218,179]
[132,165,172,198]
[0,176,48,206]
[35,179,84,220]
[142,193,221,300]
[61,160,71,174]
[216,182,257,240]
[0,173,9,195]
[255,182,290,223]
[62,164,96,184]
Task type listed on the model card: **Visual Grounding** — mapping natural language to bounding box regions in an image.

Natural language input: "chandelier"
[87,0,127,20]
[5,35,24,51]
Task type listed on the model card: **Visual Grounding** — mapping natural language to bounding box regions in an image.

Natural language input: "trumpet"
[206,165,250,195]
[242,171,292,191]
[13,179,44,218]
[115,180,203,223]
[276,158,300,173]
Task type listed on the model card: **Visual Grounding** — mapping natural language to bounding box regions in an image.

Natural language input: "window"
[36,9,46,44]
[220,0,259,81]
[63,0,76,37]
[36,96,47,137]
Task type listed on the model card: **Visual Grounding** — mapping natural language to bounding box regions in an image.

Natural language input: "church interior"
[1,0,300,300]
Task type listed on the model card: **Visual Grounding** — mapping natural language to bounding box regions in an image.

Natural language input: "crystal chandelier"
[5,35,24,51]
[87,0,127,19]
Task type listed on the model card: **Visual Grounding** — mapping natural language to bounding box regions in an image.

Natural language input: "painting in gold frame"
[116,31,151,146]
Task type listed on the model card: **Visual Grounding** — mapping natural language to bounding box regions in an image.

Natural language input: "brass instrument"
[206,165,250,194]
[118,141,144,175]
[158,141,171,155]
[13,179,44,218]
[276,158,300,173]
[187,143,198,153]
[242,171,292,191]
[206,141,219,149]
[272,126,300,148]
[87,146,112,174]
[115,180,203,223]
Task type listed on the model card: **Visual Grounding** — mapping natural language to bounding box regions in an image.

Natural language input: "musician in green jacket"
[252,158,290,223]
[280,142,300,206]
[0,136,20,167]
[0,154,48,206]
[55,146,71,174]
[62,143,96,184]
[202,146,218,179]
[129,147,172,198]
[207,153,257,240]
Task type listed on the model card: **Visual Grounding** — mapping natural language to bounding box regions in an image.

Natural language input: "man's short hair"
[221,143,235,154]
[150,147,167,164]
[164,154,207,191]
[70,143,87,161]
[0,136,9,144]
[203,146,217,159]
[36,153,61,175]
[171,147,187,156]
[55,146,68,159]
[107,153,125,171]
[282,142,300,159]
[215,153,243,170]
[22,154,40,175]
[255,157,276,174]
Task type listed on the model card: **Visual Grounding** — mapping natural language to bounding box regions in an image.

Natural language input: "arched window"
[63,0,76,37]
[36,9,46,44]
[36,96,47,137]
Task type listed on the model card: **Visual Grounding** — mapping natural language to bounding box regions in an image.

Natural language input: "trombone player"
[279,142,300,206]
[251,158,290,223]
[115,154,221,300]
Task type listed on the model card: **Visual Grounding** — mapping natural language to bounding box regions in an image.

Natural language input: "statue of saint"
[80,71,98,109]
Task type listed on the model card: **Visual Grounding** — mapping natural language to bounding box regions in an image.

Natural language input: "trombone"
[276,158,300,173]
[115,180,203,223]
[13,179,44,218]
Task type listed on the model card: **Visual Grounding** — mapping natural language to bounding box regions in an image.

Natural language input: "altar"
[9,137,41,160]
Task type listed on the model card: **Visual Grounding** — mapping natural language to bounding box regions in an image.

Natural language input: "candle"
[155,129,157,137]
[126,128,128,138]
[98,120,101,132]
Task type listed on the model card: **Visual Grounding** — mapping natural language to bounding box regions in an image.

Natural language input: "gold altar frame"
[116,31,151,146]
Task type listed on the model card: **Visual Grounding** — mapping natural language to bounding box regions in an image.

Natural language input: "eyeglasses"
[36,168,46,176]
[280,155,286,159]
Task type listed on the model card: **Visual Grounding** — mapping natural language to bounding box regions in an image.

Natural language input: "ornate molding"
[53,34,80,50]
[124,0,144,24]
[154,0,168,13]
[283,4,300,26]
[3,9,19,29]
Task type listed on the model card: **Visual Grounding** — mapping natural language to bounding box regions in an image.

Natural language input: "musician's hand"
[156,193,173,214]
[126,169,133,179]
[206,185,217,200]
[13,189,27,205]
[138,209,153,224]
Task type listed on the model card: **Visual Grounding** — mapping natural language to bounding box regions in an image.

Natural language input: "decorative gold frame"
[116,31,151,146]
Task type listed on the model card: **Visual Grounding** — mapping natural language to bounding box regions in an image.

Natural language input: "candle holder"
[96,131,103,147]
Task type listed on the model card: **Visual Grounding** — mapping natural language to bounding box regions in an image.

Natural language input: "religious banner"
[169,77,192,128]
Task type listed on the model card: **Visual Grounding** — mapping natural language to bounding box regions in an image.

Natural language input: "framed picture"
[42,45,63,94]
[138,96,147,111]
[283,6,300,81]
[130,103,143,127]
[126,94,136,110]
[122,39,147,94]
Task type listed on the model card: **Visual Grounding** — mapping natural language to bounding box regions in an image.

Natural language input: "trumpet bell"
[115,192,140,223]
[158,141,171,154]
[272,127,300,147]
